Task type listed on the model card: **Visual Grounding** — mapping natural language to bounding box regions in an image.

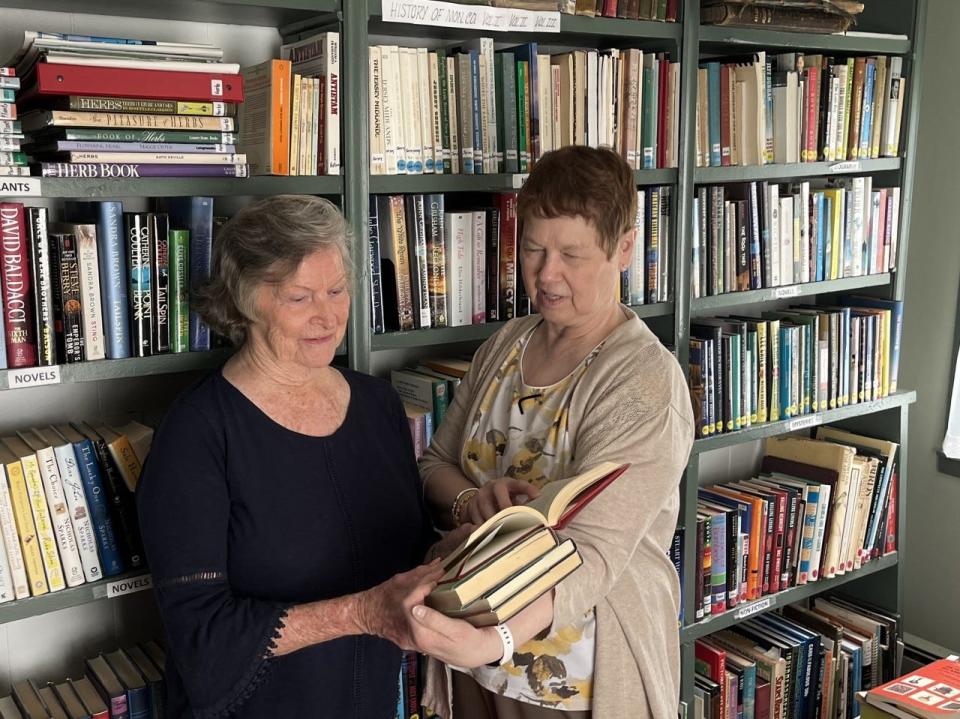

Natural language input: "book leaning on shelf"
[859,657,960,718]
[426,461,628,627]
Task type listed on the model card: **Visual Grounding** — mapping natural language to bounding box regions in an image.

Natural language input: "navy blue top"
[136,368,433,719]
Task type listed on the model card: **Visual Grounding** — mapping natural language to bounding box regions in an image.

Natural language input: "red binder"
[28,62,244,103]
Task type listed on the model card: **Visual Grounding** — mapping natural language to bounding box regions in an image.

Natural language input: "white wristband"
[490,623,514,666]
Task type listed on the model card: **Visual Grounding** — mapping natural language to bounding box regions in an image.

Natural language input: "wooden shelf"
[680,553,899,642]
[0,572,152,626]
[692,391,916,454]
[369,169,676,194]
[0,350,234,392]
[690,273,892,314]
[2,176,344,200]
[695,158,901,184]
[699,25,911,54]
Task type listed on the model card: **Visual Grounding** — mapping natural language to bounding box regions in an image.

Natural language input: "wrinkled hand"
[463,478,540,525]
[355,562,444,651]
[410,605,504,668]
[425,523,475,563]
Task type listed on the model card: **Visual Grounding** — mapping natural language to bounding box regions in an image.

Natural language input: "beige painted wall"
[900,0,960,653]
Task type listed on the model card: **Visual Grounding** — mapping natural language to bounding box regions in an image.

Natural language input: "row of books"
[0,198,218,370]
[3,641,166,719]
[694,430,898,625]
[396,651,425,719]
[239,31,340,176]
[568,0,678,20]
[368,42,680,175]
[688,298,903,438]
[0,421,151,601]
[369,188,671,334]
[695,53,905,168]
[0,66,24,177]
[694,595,902,719]
[4,31,249,178]
[691,179,901,298]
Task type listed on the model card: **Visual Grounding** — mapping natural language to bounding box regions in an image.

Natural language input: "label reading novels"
[830,160,862,173]
[94,574,153,599]
[0,178,41,197]
[774,285,802,299]
[735,596,774,620]
[6,366,61,389]
[511,174,530,189]
[381,0,561,33]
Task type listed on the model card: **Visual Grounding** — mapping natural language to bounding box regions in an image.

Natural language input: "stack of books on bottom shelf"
[859,657,960,718]
[694,596,902,719]
[1,641,166,719]
[0,421,152,602]
[693,428,898,624]
[425,462,629,627]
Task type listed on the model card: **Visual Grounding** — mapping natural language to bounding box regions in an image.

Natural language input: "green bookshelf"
[690,273,892,314]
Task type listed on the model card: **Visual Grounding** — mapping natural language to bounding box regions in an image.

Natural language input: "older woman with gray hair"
[136,195,447,718]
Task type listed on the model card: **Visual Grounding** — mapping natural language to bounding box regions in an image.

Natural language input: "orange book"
[861,658,960,717]
[238,58,291,175]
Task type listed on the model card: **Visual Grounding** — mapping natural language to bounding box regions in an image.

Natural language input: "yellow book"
[0,444,48,596]
[96,426,143,493]
[2,437,65,592]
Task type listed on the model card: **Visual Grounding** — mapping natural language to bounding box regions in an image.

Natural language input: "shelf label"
[774,285,802,299]
[381,0,561,33]
[0,178,41,197]
[735,596,774,620]
[5,366,61,390]
[830,160,862,173]
[101,574,153,599]
[511,173,529,189]
[788,414,821,432]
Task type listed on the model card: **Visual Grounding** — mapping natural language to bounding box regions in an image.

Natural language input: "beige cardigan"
[419,309,695,718]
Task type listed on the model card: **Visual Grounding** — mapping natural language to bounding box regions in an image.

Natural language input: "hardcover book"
[426,461,629,626]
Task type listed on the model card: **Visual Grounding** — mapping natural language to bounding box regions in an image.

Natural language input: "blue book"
[65,201,131,358]
[813,193,825,282]
[104,650,150,719]
[859,60,876,159]
[707,62,722,166]
[840,296,903,393]
[159,197,214,351]
[57,425,125,577]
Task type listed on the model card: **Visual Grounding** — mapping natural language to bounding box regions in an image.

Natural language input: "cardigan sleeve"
[549,345,694,630]
[136,401,290,719]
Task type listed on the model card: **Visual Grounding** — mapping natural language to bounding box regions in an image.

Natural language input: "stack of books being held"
[0,67,26,176]
[7,31,247,178]
[426,461,628,627]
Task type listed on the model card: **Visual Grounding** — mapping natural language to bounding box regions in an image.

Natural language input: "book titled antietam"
[0,202,37,368]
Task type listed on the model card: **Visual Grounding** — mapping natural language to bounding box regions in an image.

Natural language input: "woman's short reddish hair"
[517,145,637,258]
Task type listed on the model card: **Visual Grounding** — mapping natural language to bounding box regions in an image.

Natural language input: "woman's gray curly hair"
[193,194,353,346]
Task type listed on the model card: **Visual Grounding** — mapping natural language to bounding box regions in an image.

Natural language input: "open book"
[426,461,629,627]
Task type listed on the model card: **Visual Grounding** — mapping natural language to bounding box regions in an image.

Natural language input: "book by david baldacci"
[426,461,628,626]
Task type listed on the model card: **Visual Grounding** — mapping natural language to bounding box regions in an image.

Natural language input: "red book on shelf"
[27,62,244,103]
[603,0,618,16]
[0,202,37,368]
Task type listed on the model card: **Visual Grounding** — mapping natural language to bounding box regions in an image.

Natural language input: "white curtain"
[943,343,960,458]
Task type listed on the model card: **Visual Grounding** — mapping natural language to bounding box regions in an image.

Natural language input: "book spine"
[367,196,384,334]
[412,195,431,328]
[19,452,66,591]
[49,233,84,363]
[0,465,28,599]
[168,229,190,352]
[96,202,131,359]
[33,446,86,587]
[324,32,341,175]
[151,214,170,353]
[369,48,385,175]
[27,208,57,366]
[437,49,451,175]
[52,442,103,583]
[485,208,500,322]
[124,213,153,357]
[446,55,460,175]
[471,212,486,325]
[498,194,517,321]
[61,128,235,143]
[389,196,415,331]
[72,439,124,576]
[425,194,447,329]
[41,163,248,177]
[86,434,144,570]
[444,212,470,327]
[67,96,229,115]
[63,151,244,164]
[31,110,234,132]
[429,51,444,175]
[0,203,37,368]
[5,460,49,595]
[75,224,106,361]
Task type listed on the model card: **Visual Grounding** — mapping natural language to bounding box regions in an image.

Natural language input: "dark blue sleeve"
[136,400,289,719]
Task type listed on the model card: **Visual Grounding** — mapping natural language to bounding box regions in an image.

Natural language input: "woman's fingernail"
[412,605,426,620]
